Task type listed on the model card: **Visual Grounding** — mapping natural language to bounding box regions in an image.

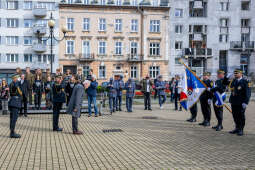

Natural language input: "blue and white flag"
[214,91,226,107]
[180,68,206,110]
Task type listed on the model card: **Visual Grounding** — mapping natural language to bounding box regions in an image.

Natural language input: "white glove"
[242,103,247,109]
[208,99,211,105]
[207,88,211,91]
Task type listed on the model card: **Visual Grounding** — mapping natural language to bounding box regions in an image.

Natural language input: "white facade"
[169,0,255,77]
[0,0,59,75]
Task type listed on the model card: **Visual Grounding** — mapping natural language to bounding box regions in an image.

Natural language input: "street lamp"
[35,12,67,74]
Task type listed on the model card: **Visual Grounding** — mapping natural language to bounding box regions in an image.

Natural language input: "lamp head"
[61,26,68,34]
[48,19,55,28]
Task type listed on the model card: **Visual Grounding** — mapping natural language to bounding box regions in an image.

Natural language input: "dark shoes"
[229,129,239,134]
[10,133,21,138]
[237,130,244,136]
[73,131,83,135]
[148,108,152,111]
[53,128,63,132]
[199,122,210,126]
[229,129,244,136]
[144,108,147,110]
[216,126,223,131]
[186,118,196,122]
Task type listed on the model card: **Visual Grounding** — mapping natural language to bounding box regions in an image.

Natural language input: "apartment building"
[0,0,59,82]
[59,0,170,83]
[169,0,255,77]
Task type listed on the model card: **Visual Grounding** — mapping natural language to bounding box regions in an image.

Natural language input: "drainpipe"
[137,5,144,80]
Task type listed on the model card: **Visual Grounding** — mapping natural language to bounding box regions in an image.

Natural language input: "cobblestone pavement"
[0,102,255,170]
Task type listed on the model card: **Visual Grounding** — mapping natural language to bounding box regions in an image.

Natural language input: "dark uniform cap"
[234,69,242,74]
[217,69,225,74]
[55,75,62,79]
[203,72,211,76]
[12,74,20,79]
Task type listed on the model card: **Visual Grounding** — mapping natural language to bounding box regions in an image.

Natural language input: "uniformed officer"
[25,67,34,105]
[155,75,166,109]
[116,75,124,111]
[229,69,251,136]
[125,78,136,112]
[187,70,197,122]
[65,75,76,106]
[8,74,22,138]
[199,72,213,126]
[52,75,65,131]
[210,70,229,131]
[107,78,117,114]
[44,76,53,110]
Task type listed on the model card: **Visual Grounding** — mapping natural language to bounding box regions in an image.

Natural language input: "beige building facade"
[59,3,170,83]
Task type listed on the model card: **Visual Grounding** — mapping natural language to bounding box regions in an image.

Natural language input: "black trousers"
[154,89,158,99]
[53,102,63,130]
[72,116,78,132]
[231,104,246,130]
[174,93,181,110]
[190,103,197,119]
[20,96,28,115]
[116,96,122,110]
[66,96,71,106]
[28,89,33,105]
[213,105,223,126]
[10,107,19,133]
[200,99,211,122]
[34,92,42,108]
[144,92,151,109]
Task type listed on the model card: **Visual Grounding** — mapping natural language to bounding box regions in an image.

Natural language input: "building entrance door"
[63,65,77,74]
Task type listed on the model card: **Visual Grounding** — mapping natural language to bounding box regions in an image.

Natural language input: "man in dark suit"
[19,74,29,117]
[8,74,22,138]
[229,69,251,136]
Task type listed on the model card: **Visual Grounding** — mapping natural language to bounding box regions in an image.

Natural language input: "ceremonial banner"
[214,91,226,107]
[180,68,206,110]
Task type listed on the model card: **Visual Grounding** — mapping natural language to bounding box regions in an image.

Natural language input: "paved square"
[0,102,255,170]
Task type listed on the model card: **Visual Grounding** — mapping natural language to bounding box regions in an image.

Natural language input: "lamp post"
[35,12,67,74]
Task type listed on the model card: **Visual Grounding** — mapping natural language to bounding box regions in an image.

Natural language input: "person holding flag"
[210,70,229,131]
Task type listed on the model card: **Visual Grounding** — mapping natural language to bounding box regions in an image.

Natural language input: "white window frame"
[7,18,19,28]
[83,18,90,31]
[131,19,138,32]
[175,41,182,50]
[115,41,123,55]
[24,1,32,10]
[7,1,18,10]
[149,66,160,79]
[150,20,160,32]
[6,36,19,46]
[24,36,32,45]
[175,8,183,17]
[98,41,106,55]
[82,40,91,57]
[116,0,122,5]
[7,54,18,63]
[130,41,138,56]
[84,0,89,4]
[219,34,228,43]
[24,19,33,28]
[115,19,122,32]
[99,18,106,31]
[66,40,74,54]
[99,65,106,79]
[220,18,229,27]
[131,0,137,5]
[220,2,229,11]
[100,0,106,5]
[149,42,160,56]
[24,54,33,63]
[175,25,183,34]
[130,66,137,79]
[67,18,74,31]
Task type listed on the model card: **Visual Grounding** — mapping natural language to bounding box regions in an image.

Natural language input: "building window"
[67,0,73,4]
[241,19,250,27]
[66,40,74,54]
[130,66,137,78]
[82,41,90,57]
[175,25,183,33]
[115,41,122,55]
[36,2,55,10]
[7,1,18,10]
[7,54,18,62]
[24,19,33,28]
[83,18,90,31]
[38,54,55,63]
[130,42,138,56]
[24,54,33,63]
[219,50,227,72]
[175,41,182,49]
[115,19,122,32]
[100,0,106,5]
[24,1,32,10]
[152,0,158,6]
[241,1,250,10]
[219,34,228,43]
[83,65,90,77]
[99,18,106,31]
[7,18,19,28]
[175,9,183,17]
[149,66,160,79]
[131,19,138,32]
[99,66,106,78]
[116,0,122,5]
[220,2,229,11]
[220,18,229,27]
[131,0,137,5]
[84,0,89,4]
[67,18,74,31]
[98,41,106,55]
[149,42,160,56]
[24,36,32,45]
[150,20,160,32]
[241,33,250,42]
[6,36,18,45]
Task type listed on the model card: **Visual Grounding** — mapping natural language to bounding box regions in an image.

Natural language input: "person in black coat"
[19,74,30,117]
[33,75,44,110]
[199,72,213,127]
[229,69,251,136]
[65,75,76,106]
[44,76,53,110]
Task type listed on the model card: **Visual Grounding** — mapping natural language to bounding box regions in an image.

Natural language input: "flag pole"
[178,59,232,113]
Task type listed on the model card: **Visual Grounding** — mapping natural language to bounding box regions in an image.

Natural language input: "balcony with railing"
[230,41,254,51]
[127,54,142,62]
[32,43,47,53]
[79,53,95,61]
[183,48,212,58]
[33,7,47,17]
[33,24,47,35]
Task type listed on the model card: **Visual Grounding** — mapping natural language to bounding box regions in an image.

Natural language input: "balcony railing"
[32,43,47,53]
[33,7,47,17]
[230,41,255,50]
[127,54,142,62]
[183,48,212,57]
[79,53,95,61]
[33,24,47,35]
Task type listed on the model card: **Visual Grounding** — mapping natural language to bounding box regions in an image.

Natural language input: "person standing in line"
[33,75,43,110]
[0,79,9,115]
[19,74,29,117]
[44,76,53,110]
[8,74,22,138]
[156,75,166,109]
[86,75,98,117]
[67,76,85,135]
[116,75,124,111]
[169,77,175,102]
[141,74,153,110]
[173,75,182,111]
[125,78,136,112]
[25,67,34,105]
[153,77,158,100]
[229,69,251,136]
[107,78,117,114]
[65,76,76,106]
[77,68,84,82]
[52,75,65,132]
